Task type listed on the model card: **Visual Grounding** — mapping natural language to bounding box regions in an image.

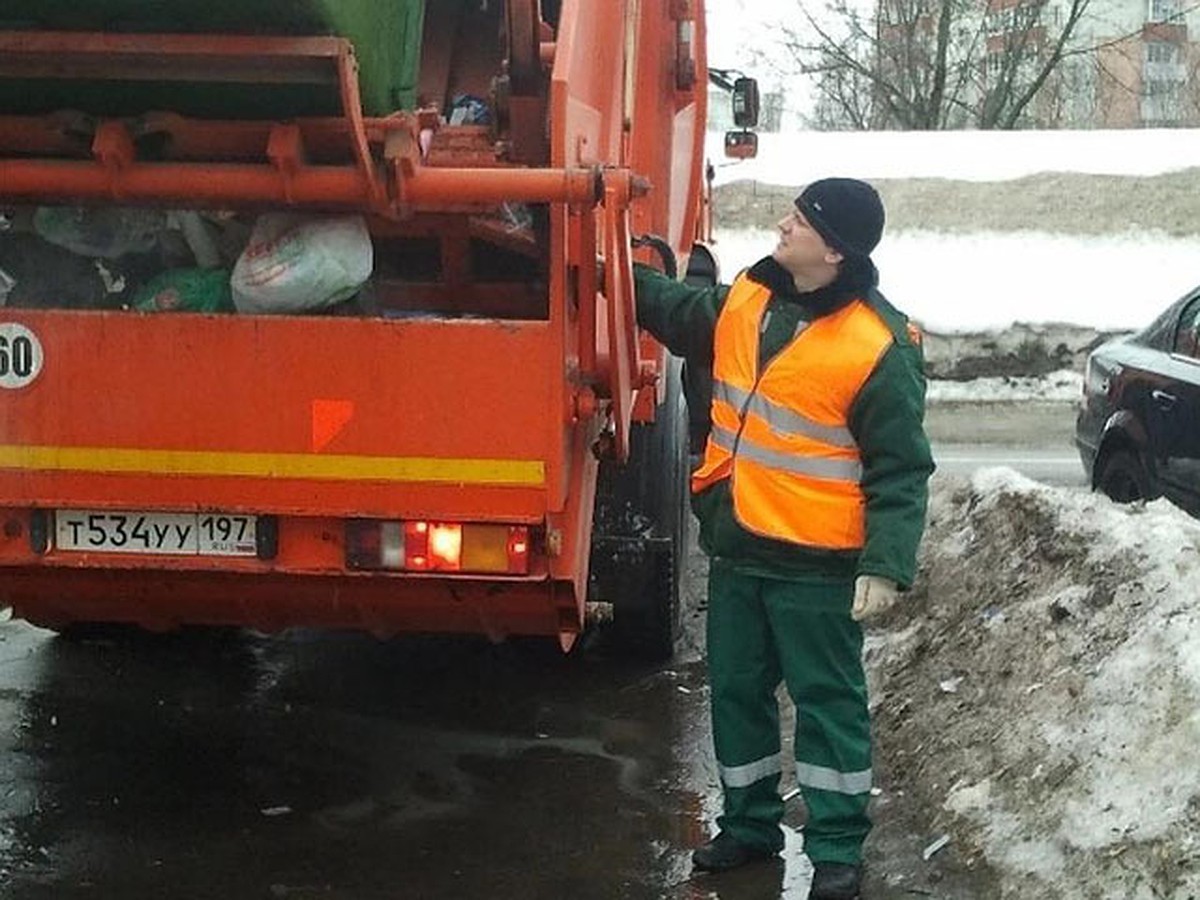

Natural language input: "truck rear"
[0,1,739,656]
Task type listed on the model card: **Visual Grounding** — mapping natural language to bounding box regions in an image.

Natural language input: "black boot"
[691,832,777,872]
[808,862,862,899]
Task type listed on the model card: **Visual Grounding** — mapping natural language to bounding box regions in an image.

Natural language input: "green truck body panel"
[0,0,427,116]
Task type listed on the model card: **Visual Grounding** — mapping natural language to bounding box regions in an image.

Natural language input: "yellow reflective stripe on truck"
[0,444,545,487]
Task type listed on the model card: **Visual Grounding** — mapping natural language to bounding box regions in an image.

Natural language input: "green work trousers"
[707,559,872,865]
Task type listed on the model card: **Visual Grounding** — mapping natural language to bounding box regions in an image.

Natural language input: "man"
[633,178,933,900]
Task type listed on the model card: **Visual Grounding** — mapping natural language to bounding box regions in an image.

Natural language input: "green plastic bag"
[133,269,234,314]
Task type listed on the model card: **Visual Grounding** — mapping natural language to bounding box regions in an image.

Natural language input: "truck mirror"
[724,129,758,160]
[732,77,760,128]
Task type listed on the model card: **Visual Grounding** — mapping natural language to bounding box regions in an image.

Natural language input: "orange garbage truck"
[0,0,757,658]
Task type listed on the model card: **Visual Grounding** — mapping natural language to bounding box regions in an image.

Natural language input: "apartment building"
[983,0,1200,126]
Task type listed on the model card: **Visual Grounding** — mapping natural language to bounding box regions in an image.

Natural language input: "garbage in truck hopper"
[0,267,15,307]
[0,230,124,311]
[33,206,166,259]
[132,268,234,314]
[0,205,375,315]
[230,214,374,315]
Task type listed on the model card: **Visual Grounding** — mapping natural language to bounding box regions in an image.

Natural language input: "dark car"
[1076,287,1200,516]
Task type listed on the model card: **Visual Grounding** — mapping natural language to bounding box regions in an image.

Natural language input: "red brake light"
[404,521,430,571]
[347,520,532,574]
[507,526,530,573]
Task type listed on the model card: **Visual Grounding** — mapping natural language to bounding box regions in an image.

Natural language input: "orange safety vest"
[691,275,894,549]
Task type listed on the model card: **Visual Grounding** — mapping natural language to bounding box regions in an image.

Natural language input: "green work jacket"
[633,256,934,589]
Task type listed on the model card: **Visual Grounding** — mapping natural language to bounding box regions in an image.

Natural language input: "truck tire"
[53,621,143,642]
[589,357,689,661]
[51,621,243,650]
[684,244,719,286]
[682,243,717,455]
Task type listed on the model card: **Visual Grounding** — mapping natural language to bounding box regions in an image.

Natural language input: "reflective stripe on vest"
[712,381,858,449]
[692,274,894,549]
[709,424,863,481]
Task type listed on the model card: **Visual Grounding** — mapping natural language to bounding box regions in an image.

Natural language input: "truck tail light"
[405,521,462,571]
[508,528,529,565]
[346,520,531,575]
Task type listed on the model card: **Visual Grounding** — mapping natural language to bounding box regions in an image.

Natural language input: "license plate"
[55,510,258,557]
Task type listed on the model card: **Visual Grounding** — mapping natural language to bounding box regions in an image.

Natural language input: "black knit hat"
[795,178,885,259]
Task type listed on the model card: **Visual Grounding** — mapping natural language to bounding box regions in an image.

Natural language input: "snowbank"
[925,371,1082,403]
[711,226,1200,333]
[870,469,1200,898]
[706,129,1200,186]
[708,132,1200,334]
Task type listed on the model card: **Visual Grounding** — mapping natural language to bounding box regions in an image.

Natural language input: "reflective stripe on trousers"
[722,756,871,795]
[796,761,873,795]
[720,752,784,789]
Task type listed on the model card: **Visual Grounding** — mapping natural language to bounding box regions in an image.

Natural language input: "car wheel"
[1097,449,1154,503]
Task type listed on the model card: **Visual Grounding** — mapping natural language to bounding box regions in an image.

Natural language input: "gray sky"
[706,0,773,74]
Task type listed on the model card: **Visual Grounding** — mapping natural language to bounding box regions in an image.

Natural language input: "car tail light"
[346,520,531,575]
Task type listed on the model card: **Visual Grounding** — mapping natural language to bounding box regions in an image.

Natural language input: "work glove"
[851,575,899,622]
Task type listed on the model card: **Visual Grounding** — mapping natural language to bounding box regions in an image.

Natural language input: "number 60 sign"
[0,323,44,389]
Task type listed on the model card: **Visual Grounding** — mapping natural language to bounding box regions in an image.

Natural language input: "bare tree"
[765,0,1092,129]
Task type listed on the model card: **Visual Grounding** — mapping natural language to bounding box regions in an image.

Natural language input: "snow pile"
[710,225,1200,333]
[708,130,1200,333]
[705,129,1200,186]
[925,370,1082,403]
[870,469,1200,899]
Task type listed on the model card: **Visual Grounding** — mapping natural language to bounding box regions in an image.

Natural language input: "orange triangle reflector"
[312,399,355,452]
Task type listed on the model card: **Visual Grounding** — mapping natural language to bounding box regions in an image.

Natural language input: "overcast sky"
[706,0,779,79]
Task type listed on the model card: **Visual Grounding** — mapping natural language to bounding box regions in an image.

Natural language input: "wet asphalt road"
[926,400,1084,488]
[0,615,734,900]
[933,443,1084,486]
[0,402,1079,900]
[0,583,838,900]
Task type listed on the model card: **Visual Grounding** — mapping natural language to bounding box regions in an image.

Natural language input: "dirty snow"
[710,128,1200,331]
[705,128,1200,186]
[712,227,1200,334]
[872,469,1200,898]
[924,370,1082,403]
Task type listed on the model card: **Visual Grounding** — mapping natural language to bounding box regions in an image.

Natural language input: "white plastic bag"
[231,214,373,314]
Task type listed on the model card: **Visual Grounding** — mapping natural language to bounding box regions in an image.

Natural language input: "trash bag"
[33,206,166,259]
[0,232,118,310]
[167,211,223,269]
[448,94,491,126]
[498,202,534,233]
[132,268,234,314]
[0,267,15,306]
[231,214,373,315]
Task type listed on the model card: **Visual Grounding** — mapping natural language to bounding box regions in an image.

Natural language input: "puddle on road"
[658,825,815,899]
[0,612,989,899]
[0,623,748,899]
